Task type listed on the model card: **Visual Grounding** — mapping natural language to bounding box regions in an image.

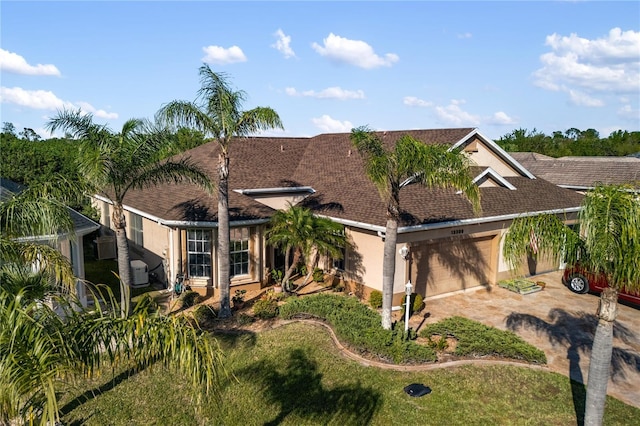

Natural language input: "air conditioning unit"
[95,236,116,260]
[130,260,149,287]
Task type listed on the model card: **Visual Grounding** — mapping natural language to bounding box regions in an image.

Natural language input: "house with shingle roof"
[92,129,584,305]
[1,178,100,306]
[510,152,640,192]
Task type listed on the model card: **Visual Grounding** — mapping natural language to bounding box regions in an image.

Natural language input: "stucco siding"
[465,137,521,177]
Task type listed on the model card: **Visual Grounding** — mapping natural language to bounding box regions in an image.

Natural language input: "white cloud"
[75,101,118,119]
[202,45,247,65]
[271,29,295,58]
[0,86,117,119]
[432,99,516,127]
[434,99,481,126]
[1,86,70,110]
[533,28,640,99]
[403,96,432,107]
[311,114,353,133]
[568,90,604,107]
[286,86,364,100]
[311,33,399,69]
[457,33,473,39]
[0,49,61,76]
[487,111,517,125]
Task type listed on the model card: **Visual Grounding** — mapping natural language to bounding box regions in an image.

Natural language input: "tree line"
[496,127,640,157]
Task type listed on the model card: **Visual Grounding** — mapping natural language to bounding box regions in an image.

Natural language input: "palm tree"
[0,177,79,291]
[266,204,346,293]
[156,64,283,317]
[350,127,481,330]
[0,179,223,426]
[46,109,213,317]
[503,184,640,426]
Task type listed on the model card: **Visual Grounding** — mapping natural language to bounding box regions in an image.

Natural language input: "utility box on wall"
[130,260,149,287]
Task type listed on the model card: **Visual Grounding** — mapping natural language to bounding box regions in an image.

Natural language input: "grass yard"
[60,321,639,426]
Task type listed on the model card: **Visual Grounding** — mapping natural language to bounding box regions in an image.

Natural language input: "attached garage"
[411,235,496,297]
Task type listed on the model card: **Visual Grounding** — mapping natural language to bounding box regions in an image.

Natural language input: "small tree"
[266,204,346,293]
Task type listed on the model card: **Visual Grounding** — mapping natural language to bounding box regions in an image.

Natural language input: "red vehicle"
[563,264,640,306]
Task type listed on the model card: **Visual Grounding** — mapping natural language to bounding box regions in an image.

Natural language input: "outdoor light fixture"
[404,281,413,333]
[399,244,409,260]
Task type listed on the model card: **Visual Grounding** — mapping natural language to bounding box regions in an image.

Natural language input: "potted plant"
[270,269,284,293]
[232,289,247,309]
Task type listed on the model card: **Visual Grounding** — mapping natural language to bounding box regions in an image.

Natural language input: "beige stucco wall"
[246,194,311,210]
[465,137,521,177]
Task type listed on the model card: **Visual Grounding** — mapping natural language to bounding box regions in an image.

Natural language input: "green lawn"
[60,321,639,425]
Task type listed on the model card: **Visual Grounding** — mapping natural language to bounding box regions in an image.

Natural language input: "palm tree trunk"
[584,288,618,426]
[217,152,231,318]
[381,217,398,330]
[282,248,301,293]
[112,203,131,318]
[301,250,320,288]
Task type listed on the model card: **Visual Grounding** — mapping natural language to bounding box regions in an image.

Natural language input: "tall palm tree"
[266,204,346,293]
[0,179,223,426]
[46,109,213,317]
[350,127,481,330]
[156,64,283,317]
[503,184,640,426]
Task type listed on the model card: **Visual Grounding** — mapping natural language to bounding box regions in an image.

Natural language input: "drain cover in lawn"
[404,383,431,397]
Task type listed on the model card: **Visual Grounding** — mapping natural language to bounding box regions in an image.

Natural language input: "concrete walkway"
[410,271,640,408]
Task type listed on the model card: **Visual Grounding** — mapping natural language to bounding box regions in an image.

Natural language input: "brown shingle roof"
[510,152,640,188]
[121,130,584,227]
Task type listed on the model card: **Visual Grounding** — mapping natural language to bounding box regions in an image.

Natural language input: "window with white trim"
[332,228,346,271]
[187,229,211,278]
[130,213,143,246]
[230,227,250,277]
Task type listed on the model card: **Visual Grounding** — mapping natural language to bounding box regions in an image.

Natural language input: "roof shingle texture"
[123,130,584,227]
[510,152,640,188]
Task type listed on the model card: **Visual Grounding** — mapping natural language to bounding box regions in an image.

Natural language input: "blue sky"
[1,1,639,141]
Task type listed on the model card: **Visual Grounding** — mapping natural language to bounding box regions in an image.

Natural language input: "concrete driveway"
[413,271,640,408]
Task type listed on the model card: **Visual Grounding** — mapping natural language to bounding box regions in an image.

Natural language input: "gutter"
[396,207,582,233]
[93,194,270,229]
[234,186,315,195]
[314,214,386,233]
[318,206,581,237]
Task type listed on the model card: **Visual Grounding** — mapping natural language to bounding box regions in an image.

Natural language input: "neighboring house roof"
[0,178,100,239]
[119,129,584,231]
[510,152,640,190]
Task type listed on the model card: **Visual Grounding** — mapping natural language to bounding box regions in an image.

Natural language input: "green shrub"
[253,299,279,319]
[412,293,424,314]
[419,316,546,364]
[400,293,424,315]
[180,290,203,308]
[312,267,324,282]
[279,293,436,364]
[193,304,216,325]
[369,290,383,309]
